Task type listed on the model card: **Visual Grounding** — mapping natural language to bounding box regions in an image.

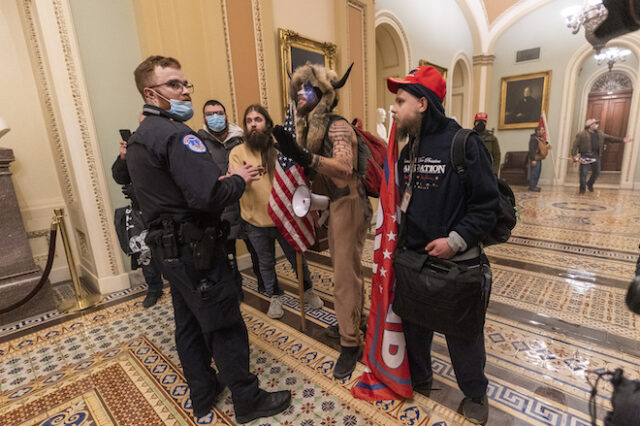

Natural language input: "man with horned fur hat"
[273,63,372,379]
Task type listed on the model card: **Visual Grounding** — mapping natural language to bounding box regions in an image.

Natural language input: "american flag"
[267,104,316,252]
[351,121,413,401]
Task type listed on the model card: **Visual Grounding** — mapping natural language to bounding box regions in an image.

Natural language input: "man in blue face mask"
[126,55,291,422]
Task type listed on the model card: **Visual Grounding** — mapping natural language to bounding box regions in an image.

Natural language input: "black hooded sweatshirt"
[397,86,499,252]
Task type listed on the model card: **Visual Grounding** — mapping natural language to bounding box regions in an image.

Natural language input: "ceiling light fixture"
[561,0,609,52]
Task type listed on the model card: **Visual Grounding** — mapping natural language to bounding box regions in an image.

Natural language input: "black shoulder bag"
[391,137,487,338]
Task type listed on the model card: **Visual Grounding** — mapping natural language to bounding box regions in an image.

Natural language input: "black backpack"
[451,129,517,246]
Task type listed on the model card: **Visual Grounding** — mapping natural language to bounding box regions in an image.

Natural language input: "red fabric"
[351,122,413,401]
[538,115,547,141]
[267,153,315,253]
[475,112,488,121]
[387,66,446,100]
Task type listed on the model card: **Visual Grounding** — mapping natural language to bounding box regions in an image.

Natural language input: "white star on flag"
[380,267,387,277]
[386,231,396,241]
[383,250,392,259]
[390,214,397,223]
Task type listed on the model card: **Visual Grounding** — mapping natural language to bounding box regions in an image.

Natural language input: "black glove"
[273,125,313,167]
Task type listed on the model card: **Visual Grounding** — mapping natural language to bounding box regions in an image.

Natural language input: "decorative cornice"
[20,0,75,205]
[27,229,50,240]
[220,0,239,123]
[472,54,495,66]
[51,0,118,274]
[251,0,268,107]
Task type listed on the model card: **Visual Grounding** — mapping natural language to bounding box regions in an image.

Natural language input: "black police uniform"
[125,105,260,415]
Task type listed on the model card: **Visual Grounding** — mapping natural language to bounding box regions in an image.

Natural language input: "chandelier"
[561,0,609,51]
[595,47,632,72]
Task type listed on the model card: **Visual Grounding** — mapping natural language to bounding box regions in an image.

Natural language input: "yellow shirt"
[229,144,275,227]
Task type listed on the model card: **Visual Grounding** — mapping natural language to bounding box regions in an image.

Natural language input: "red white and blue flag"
[351,122,413,401]
[267,105,315,252]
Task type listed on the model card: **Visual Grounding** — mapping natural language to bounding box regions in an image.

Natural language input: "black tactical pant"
[158,243,260,411]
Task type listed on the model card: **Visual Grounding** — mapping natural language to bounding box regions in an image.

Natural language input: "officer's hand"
[425,238,455,259]
[226,164,263,183]
[273,125,313,167]
[119,140,127,160]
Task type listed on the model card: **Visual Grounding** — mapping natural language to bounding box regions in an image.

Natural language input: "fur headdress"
[290,63,353,153]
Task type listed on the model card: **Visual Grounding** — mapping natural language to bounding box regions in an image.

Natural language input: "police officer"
[125,55,291,422]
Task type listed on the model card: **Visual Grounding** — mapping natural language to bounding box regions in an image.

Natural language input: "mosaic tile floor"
[1,186,639,425]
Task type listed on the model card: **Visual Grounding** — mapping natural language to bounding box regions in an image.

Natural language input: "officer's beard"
[247,129,277,178]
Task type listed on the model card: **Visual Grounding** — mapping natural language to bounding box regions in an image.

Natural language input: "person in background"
[571,118,632,194]
[473,112,501,175]
[112,126,164,308]
[527,126,550,192]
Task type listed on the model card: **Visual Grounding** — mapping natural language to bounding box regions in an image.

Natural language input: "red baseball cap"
[474,112,488,121]
[387,66,446,101]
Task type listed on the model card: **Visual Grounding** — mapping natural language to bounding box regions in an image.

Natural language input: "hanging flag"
[538,112,547,141]
[351,122,413,401]
[267,104,315,252]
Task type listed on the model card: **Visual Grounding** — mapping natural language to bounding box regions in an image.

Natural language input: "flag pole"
[296,252,307,331]
[541,111,557,183]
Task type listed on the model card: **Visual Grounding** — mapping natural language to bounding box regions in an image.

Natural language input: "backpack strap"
[450,128,475,175]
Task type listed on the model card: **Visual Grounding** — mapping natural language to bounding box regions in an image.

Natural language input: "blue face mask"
[153,90,194,122]
[206,114,226,132]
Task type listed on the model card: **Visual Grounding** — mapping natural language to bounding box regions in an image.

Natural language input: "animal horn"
[331,63,354,89]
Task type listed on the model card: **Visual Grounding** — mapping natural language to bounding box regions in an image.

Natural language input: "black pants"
[402,258,491,399]
[159,244,260,410]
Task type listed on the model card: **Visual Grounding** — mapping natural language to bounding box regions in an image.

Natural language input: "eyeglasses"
[149,79,194,94]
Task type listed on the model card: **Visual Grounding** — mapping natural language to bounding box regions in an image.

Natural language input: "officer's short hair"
[134,55,181,97]
[243,104,273,131]
[203,100,226,114]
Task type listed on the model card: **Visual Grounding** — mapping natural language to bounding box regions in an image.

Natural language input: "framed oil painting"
[418,59,448,82]
[278,29,337,114]
[499,70,551,129]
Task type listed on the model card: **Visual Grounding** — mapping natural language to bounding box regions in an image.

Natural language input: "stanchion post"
[54,208,101,313]
[296,252,307,331]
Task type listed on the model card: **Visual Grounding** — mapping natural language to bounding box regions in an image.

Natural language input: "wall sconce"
[595,47,631,72]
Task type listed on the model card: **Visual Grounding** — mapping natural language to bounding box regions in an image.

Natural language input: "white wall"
[1,1,68,280]
[375,0,473,70]
[68,0,143,212]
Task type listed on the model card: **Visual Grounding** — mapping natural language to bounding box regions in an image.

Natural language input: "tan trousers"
[328,188,370,347]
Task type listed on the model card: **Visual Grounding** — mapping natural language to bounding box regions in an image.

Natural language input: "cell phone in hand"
[119,129,132,142]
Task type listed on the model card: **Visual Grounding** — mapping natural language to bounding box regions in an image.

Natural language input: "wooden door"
[586,89,631,171]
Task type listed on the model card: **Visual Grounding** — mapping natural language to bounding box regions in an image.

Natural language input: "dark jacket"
[528,134,548,161]
[126,105,245,227]
[398,91,499,252]
[197,124,244,239]
[477,129,501,174]
[571,129,623,157]
[112,156,138,207]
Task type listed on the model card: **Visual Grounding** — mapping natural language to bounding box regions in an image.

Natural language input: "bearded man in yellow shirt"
[229,104,323,319]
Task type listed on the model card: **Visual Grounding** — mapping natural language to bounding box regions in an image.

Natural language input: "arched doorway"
[375,11,410,131]
[449,55,472,128]
[565,66,636,187]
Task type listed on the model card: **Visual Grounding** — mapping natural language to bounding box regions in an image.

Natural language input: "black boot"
[235,390,291,424]
[142,291,162,308]
[333,346,362,379]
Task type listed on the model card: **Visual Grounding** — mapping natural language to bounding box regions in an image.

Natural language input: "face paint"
[299,81,318,105]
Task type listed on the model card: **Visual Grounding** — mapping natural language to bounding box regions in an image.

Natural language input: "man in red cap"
[473,112,501,175]
[388,66,499,425]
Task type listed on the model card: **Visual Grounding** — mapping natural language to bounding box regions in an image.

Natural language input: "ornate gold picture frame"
[278,28,337,114]
[499,70,551,129]
[418,59,448,82]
